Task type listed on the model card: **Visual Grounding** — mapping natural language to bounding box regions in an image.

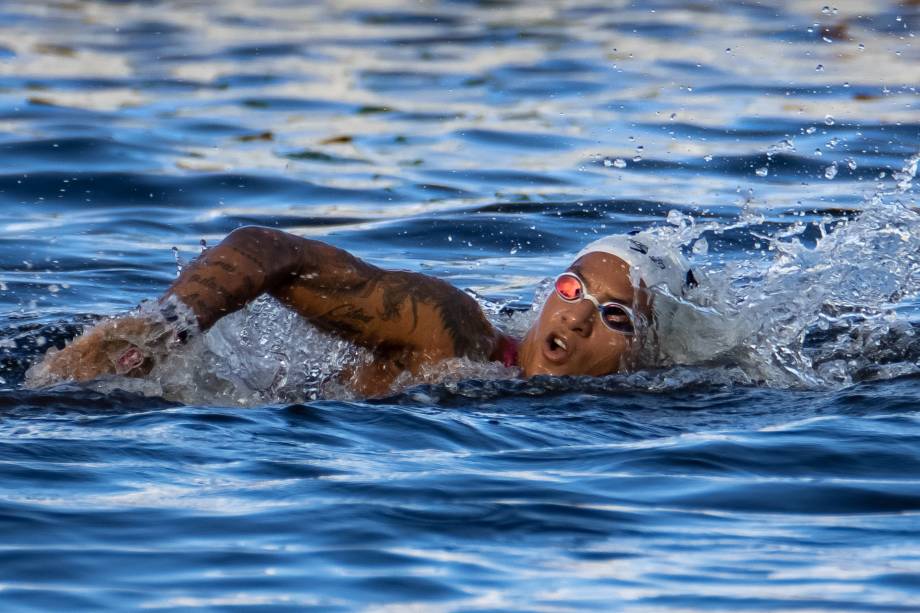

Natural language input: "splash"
[621,152,920,388]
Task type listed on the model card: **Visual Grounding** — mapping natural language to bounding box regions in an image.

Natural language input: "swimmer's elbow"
[222,226,307,276]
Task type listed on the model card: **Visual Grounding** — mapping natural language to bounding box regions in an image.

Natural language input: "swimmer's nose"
[560,299,595,336]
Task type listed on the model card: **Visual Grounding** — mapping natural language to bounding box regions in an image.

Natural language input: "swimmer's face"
[519,252,647,378]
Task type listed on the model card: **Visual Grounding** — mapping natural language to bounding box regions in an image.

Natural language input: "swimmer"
[28,226,696,396]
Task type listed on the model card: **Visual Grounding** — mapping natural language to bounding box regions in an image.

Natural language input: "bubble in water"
[847,158,858,170]
[858,43,865,51]
[821,5,832,14]
[825,137,839,148]
[632,155,642,162]
[815,64,825,71]
[612,158,627,168]
[806,126,817,134]
[603,158,613,167]
[824,162,838,179]
[704,154,713,162]
[755,166,769,177]
[824,114,835,125]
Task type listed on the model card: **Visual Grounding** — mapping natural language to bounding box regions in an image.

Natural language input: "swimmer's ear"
[114,346,146,375]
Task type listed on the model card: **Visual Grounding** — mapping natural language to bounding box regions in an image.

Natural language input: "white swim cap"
[575,231,694,297]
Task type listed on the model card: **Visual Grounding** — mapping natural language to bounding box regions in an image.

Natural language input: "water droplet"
[824,114,835,125]
[447,235,453,242]
[666,210,685,226]
[755,166,769,177]
[857,43,865,51]
[509,245,518,255]
[824,163,838,179]
[603,158,613,167]
[632,155,642,162]
[692,237,709,255]
[48,284,59,294]
[825,137,839,148]
[612,158,627,169]
[669,112,677,120]
[814,148,823,156]
[821,5,832,14]
[806,126,817,134]
[815,64,825,71]
[172,246,182,276]
[704,154,713,162]
[768,139,796,154]
[847,158,858,170]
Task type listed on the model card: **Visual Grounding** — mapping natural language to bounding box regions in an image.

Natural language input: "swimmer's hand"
[26,317,163,388]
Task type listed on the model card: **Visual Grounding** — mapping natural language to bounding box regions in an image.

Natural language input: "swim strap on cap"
[574,232,695,296]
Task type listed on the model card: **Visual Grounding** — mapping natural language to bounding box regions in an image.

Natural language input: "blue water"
[1,0,919,610]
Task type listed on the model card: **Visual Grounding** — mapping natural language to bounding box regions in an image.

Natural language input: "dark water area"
[0,0,918,610]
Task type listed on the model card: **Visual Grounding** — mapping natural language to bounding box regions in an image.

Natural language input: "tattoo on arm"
[375,273,491,358]
[323,303,374,325]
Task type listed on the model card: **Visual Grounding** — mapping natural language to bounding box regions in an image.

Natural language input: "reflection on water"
[0,0,919,611]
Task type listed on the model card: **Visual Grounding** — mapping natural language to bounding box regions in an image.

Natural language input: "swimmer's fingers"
[28,326,115,386]
[28,317,159,386]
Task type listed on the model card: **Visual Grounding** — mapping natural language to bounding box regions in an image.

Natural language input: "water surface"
[0,0,919,610]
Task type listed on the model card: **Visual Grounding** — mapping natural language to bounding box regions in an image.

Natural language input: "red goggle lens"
[554,274,583,301]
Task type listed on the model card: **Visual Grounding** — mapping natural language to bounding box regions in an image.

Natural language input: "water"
[1,0,919,609]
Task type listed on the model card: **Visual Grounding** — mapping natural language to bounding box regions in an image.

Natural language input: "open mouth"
[542,332,570,363]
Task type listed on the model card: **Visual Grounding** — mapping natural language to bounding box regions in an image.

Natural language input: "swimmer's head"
[518,233,693,378]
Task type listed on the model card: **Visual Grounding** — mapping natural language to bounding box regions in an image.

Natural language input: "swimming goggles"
[554,272,635,335]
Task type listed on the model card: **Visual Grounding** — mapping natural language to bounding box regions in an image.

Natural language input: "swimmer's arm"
[164,226,499,362]
[30,226,500,388]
